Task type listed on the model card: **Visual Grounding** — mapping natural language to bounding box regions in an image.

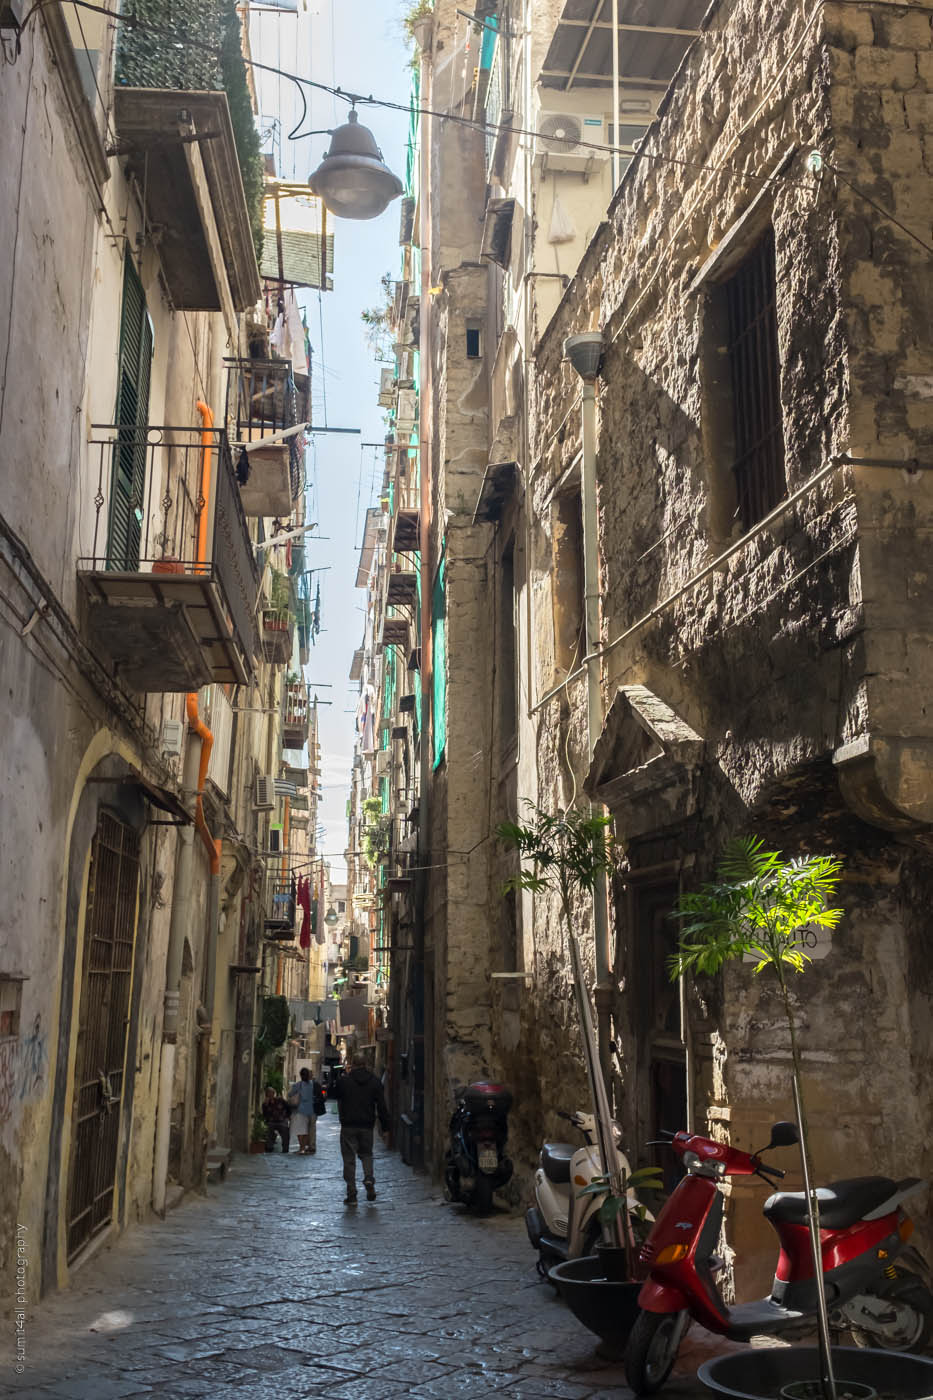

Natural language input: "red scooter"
[624,1121,932,1395]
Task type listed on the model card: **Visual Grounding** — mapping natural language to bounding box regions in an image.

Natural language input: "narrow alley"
[8,1115,712,1400]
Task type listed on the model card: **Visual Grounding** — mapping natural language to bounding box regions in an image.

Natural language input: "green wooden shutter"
[108,255,152,569]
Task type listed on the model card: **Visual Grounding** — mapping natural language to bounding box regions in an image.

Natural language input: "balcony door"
[108,253,152,570]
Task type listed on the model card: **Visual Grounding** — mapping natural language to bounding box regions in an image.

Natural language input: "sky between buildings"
[250,1,413,880]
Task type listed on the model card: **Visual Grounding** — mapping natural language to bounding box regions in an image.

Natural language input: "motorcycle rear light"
[655,1244,689,1264]
[898,1214,914,1242]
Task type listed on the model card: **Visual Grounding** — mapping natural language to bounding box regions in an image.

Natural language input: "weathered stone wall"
[524,0,933,1289]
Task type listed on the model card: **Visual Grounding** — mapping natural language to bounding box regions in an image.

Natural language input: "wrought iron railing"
[225,357,306,502]
[80,426,260,658]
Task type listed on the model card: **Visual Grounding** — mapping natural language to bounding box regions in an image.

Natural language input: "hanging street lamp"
[308,109,404,220]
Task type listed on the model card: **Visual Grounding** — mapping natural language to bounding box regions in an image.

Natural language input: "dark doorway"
[629,872,687,1190]
[65,810,140,1261]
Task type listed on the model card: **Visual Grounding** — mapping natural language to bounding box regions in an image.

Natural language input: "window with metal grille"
[723,229,785,530]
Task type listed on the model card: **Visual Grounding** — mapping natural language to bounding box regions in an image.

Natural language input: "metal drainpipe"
[567,336,613,1087]
[152,406,221,1212]
[152,730,198,1215]
[415,16,434,1174]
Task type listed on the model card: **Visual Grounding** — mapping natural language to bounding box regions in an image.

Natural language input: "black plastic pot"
[697,1345,933,1399]
[594,1243,630,1282]
[548,1255,641,1348]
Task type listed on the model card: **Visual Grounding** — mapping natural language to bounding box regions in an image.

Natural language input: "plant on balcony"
[116,0,263,257]
[264,568,292,628]
[361,271,395,358]
[403,0,434,44]
[361,795,392,868]
[255,993,289,1058]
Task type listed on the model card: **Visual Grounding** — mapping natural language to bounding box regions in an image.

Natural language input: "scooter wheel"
[469,1174,494,1214]
[624,1310,686,1395]
[849,1270,933,1352]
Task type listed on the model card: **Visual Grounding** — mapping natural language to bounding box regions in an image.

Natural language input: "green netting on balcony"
[115,0,263,257]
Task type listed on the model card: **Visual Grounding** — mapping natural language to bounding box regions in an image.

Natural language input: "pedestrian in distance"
[287,1066,325,1155]
[331,1052,389,1203]
[261,1085,292,1154]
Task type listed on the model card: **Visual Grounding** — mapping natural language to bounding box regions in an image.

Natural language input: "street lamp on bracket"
[308,109,404,220]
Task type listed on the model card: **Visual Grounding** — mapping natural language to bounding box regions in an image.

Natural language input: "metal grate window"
[724,229,785,530]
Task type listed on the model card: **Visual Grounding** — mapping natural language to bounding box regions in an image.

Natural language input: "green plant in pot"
[577,1163,665,1280]
[669,835,844,1400]
[249,1111,266,1153]
[497,803,625,1246]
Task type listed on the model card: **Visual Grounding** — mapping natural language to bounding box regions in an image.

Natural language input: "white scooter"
[525,1109,648,1278]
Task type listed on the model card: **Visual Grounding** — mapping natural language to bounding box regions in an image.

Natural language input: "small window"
[466,323,482,359]
[0,979,22,1039]
[722,228,785,529]
[552,488,585,678]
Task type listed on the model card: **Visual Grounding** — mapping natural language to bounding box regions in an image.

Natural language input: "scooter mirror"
[768,1120,799,1149]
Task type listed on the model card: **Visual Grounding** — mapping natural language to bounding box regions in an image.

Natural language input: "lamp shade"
[308,110,404,220]
[563,332,604,382]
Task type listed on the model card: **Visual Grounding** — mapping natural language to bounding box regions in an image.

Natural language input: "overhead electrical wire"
[12,0,933,257]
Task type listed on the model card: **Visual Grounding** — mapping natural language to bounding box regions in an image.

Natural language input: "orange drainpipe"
[186,400,221,879]
[185,693,221,877]
[195,400,214,574]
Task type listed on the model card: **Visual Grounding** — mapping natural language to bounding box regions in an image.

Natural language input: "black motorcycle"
[445,1081,513,1212]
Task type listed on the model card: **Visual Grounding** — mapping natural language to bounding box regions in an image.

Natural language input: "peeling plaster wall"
[524,0,933,1291]
[0,19,238,1299]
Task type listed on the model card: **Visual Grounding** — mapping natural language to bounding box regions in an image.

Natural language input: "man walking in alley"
[288,1066,323,1155]
[332,1053,389,1203]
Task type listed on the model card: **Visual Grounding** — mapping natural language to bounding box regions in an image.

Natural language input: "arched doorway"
[65,809,140,1261]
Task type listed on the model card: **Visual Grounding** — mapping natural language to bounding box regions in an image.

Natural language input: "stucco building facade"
[0,2,325,1300]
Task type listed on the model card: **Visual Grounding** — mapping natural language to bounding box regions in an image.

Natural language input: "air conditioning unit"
[534,105,609,171]
[161,718,185,757]
[254,773,276,810]
[396,388,417,433]
[378,367,396,408]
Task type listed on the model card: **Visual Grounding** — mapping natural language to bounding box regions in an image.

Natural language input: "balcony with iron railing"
[113,3,261,313]
[78,426,259,691]
[264,873,296,941]
[282,677,309,748]
[261,567,296,666]
[225,358,309,515]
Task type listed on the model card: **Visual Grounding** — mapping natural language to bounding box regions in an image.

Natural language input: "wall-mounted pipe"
[195,399,214,574]
[152,402,221,1213]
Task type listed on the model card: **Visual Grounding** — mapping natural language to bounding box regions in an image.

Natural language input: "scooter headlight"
[655,1243,689,1264]
[683,1151,702,1171]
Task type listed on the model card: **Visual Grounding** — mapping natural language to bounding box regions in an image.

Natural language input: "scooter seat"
[541,1142,575,1184]
[763,1176,898,1230]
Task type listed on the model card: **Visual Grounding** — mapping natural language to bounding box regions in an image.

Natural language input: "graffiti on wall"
[0,1016,48,1126]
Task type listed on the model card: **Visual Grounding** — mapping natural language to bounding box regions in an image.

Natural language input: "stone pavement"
[5,1113,730,1399]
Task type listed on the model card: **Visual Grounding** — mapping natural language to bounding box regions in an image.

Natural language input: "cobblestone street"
[7,1114,720,1399]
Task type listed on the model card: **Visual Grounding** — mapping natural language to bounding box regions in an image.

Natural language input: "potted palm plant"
[497,803,648,1351]
[669,838,931,1400]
